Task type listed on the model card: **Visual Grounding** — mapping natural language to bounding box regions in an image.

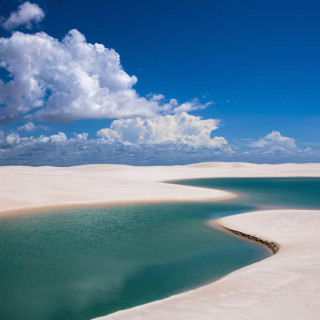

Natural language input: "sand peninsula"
[1,162,320,319]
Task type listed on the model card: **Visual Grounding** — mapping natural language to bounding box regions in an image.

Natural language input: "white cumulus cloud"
[17,121,36,132]
[0,29,209,124]
[173,100,212,114]
[49,132,67,143]
[97,112,227,147]
[250,131,297,152]
[2,2,45,31]
[5,132,21,146]
[17,121,49,132]
[241,130,315,162]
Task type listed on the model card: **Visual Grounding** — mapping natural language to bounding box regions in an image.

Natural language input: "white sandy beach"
[1,162,320,319]
[1,162,320,216]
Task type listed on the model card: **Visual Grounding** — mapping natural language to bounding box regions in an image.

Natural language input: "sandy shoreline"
[1,162,320,319]
[96,209,320,320]
[1,162,320,217]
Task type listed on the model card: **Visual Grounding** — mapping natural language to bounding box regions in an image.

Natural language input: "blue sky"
[0,0,319,165]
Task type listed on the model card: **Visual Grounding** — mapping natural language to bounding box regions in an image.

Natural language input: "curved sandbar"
[96,209,320,320]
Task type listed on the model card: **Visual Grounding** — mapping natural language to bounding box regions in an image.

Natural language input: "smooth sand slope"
[1,162,320,319]
[1,162,320,216]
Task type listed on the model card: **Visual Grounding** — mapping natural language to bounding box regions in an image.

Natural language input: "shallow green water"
[0,178,319,319]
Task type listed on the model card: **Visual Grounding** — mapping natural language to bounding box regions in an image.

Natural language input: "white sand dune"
[1,162,320,319]
[1,162,319,216]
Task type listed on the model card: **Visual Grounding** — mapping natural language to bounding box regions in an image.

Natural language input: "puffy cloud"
[235,130,318,162]
[17,121,49,132]
[0,29,209,124]
[2,2,45,31]
[75,132,89,140]
[5,132,20,146]
[17,121,36,132]
[97,112,226,147]
[0,130,66,148]
[250,131,297,153]
[173,100,212,114]
[0,130,23,148]
[50,132,67,143]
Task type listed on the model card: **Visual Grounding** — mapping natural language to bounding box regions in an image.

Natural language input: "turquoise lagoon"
[0,178,320,319]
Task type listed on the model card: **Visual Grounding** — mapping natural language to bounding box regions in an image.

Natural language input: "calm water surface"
[0,178,319,319]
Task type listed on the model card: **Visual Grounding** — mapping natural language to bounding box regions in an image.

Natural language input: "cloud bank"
[0,129,231,166]
[0,127,318,166]
[1,2,45,30]
[0,114,230,166]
